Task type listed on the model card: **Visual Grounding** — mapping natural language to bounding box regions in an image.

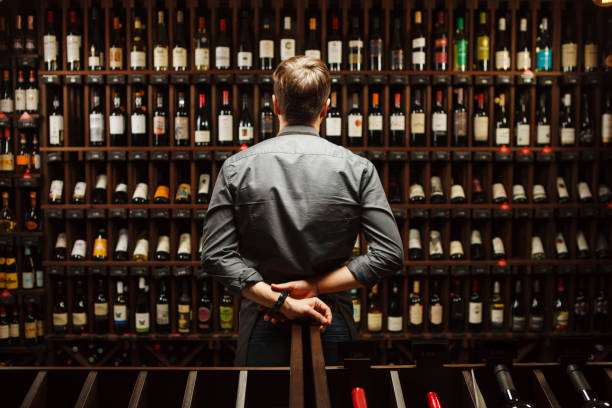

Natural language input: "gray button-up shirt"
[201,125,404,364]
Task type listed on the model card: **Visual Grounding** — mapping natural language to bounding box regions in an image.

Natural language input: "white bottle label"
[115,183,127,193]
[390,115,405,131]
[495,50,510,70]
[134,239,149,256]
[15,89,25,111]
[432,112,447,132]
[387,316,403,332]
[602,114,612,144]
[0,98,13,113]
[109,115,125,135]
[412,37,426,49]
[67,35,82,63]
[89,113,104,142]
[468,302,483,324]
[109,47,122,69]
[516,124,530,146]
[347,114,362,138]
[130,51,146,69]
[584,44,597,69]
[531,236,544,255]
[198,174,210,194]
[135,313,149,330]
[561,128,575,145]
[175,117,188,141]
[72,312,87,326]
[305,49,321,60]
[408,229,421,249]
[215,47,230,68]
[95,175,107,189]
[561,43,577,68]
[512,185,527,201]
[22,271,34,289]
[577,231,589,252]
[555,233,568,254]
[195,130,211,144]
[259,40,274,59]
[450,240,464,256]
[26,89,38,111]
[280,39,295,61]
[156,236,170,253]
[471,230,482,245]
[429,231,443,256]
[578,182,592,200]
[409,304,423,325]
[49,115,64,144]
[172,47,187,68]
[237,51,252,68]
[88,55,101,69]
[411,113,425,134]
[50,180,63,200]
[533,184,547,200]
[516,51,531,70]
[352,301,360,323]
[114,305,127,322]
[430,304,443,325]
[178,234,191,255]
[495,128,510,145]
[412,51,426,65]
[474,116,489,142]
[325,117,341,136]
[195,48,210,68]
[116,229,128,252]
[44,35,58,62]
[537,125,551,144]
[556,177,569,199]
[367,313,382,332]
[71,240,86,258]
[327,41,342,64]
[73,181,86,198]
[492,237,505,254]
[491,308,504,324]
[153,116,166,135]
[133,183,148,200]
[131,114,146,134]
[218,115,233,141]
[238,126,253,142]
[451,185,465,200]
[153,47,169,68]
[409,184,425,199]
[493,183,508,201]
[368,115,383,131]
[55,233,67,249]
[156,304,169,325]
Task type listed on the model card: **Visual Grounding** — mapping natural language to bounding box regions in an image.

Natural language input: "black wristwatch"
[272,291,289,313]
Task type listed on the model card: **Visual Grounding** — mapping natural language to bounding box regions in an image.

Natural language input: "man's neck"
[278,118,321,134]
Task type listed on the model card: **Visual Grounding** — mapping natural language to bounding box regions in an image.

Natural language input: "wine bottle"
[260,93,275,141]
[470,230,485,260]
[53,280,68,334]
[495,17,510,71]
[112,179,128,204]
[0,304,9,345]
[25,69,38,113]
[429,279,443,332]
[4,245,16,290]
[177,233,191,261]
[450,238,465,260]
[453,88,468,146]
[12,14,24,52]
[109,92,126,146]
[217,90,233,145]
[54,233,67,261]
[70,239,86,260]
[92,228,108,261]
[408,229,423,260]
[579,93,594,146]
[512,184,527,204]
[431,90,447,146]
[347,92,363,146]
[531,236,546,260]
[453,17,468,71]
[94,278,108,334]
[326,90,342,145]
[0,70,14,114]
[574,278,588,332]
[177,279,191,334]
[560,93,575,146]
[429,230,443,260]
[44,10,59,70]
[529,279,544,332]
[327,14,342,71]
[88,7,104,70]
[280,14,296,62]
[367,284,382,333]
[450,279,465,332]
[132,236,149,261]
[235,94,253,146]
[15,70,25,113]
[67,10,82,71]
[493,364,534,408]
[430,176,444,203]
[433,11,448,71]
[536,17,552,71]
[599,184,612,203]
[556,177,570,203]
[114,228,128,261]
[15,133,30,173]
[409,280,423,333]
[24,301,37,345]
[8,304,19,345]
[409,182,425,203]
[49,179,64,204]
[220,286,234,332]
[237,10,252,70]
[215,18,231,70]
[494,93,510,146]
[21,245,34,289]
[475,11,490,71]
[367,93,383,146]
[304,17,320,60]
[109,15,123,70]
[511,279,526,332]
[410,88,426,146]
[196,174,211,204]
[132,182,149,204]
[390,16,404,71]
[194,16,210,70]
[72,280,88,334]
[135,277,150,334]
[259,15,275,70]
[468,279,483,332]
[25,191,40,231]
[450,182,466,204]
[152,10,168,71]
[576,230,590,259]
[91,174,107,204]
[89,90,105,146]
[536,92,551,146]
[387,281,402,333]
[492,236,506,260]
[473,93,489,146]
[156,279,170,333]
[174,92,189,146]
[533,184,548,203]
[566,365,612,408]
[601,91,611,146]
[554,278,569,331]
[492,183,508,204]
[350,288,361,329]
[388,92,405,147]
[113,280,128,334]
[555,232,569,259]
[131,91,147,146]
[172,10,188,71]
[561,14,577,73]
[194,93,212,147]
[515,93,530,146]
[516,17,531,70]
[154,235,170,261]
[490,280,504,330]
[583,24,598,72]
[411,11,426,71]
[198,279,212,333]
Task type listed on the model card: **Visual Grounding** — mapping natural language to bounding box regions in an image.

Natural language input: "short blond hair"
[272,56,331,126]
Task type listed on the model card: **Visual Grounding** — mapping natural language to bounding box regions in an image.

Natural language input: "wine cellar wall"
[0,0,610,367]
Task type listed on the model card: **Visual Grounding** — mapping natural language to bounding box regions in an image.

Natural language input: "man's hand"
[271,279,319,299]
[279,297,332,331]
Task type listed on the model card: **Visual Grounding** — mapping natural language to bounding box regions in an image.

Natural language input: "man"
[201,56,403,366]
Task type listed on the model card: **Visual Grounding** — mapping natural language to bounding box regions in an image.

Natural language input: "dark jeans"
[246,312,350,366]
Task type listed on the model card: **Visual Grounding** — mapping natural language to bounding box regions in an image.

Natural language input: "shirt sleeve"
[346,161,404,288]
[201,163,264,296]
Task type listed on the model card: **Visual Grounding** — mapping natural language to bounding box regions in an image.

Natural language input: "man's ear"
[273,94,281,116]
[320,98,330,119]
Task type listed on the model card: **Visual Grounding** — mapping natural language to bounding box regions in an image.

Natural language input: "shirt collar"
[277,125,320,138]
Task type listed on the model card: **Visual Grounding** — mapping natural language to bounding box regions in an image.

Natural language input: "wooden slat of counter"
[182,371,197,408]
[20,371,48,408]
[310,325,331,408]
[290,323,304,408]
[533,369,562,408]
[75,371,98,408]
[128,371,148,408]
[462,369,487,408]
[390,370,406,408]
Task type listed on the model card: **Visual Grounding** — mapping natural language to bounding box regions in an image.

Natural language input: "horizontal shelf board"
[46,333,238,341]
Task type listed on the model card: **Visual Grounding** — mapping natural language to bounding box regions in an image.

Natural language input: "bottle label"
[90,113,104,142]
[476,35,489,61]
[536,124,551,144]
[411,113,425,134]
[16,153,29,167]
[412,37,426,49]
[172,47,187,69]
[390,115,405,131]
[555,311,568,330]
[450,240,464,256]
[512,185,527,201]
[555,234,568,255]
[454,111,467,137]
[516,124,530,146]
[412,51,425,65]
[327,41,342,64]
[492,237,505,254]
[347,114,362,138]
[53,312,68,327]
[261,116,274,133]
[450,185,465,200]
[15,89,25,111]
[409,304,423,325]
[93,238,108,258]
[88,55,101,69]
[218,115,233,141]
[237,51,252,69]
[195,48,210,68]
[71,240,86,258]
[511,315,525,331]
[305,50,321,60]
[131,115,146,134]
[409,184,425,199]
[198,306,211,326]
[156,303,169,325]
[73,181,86,199]
[153,116,166,135]
[49,114,64,145]
[429,236,443,256]
[495,127,510,145]
[109,47,123,69]
[67,34,82,63]
[113,305,127,324]
[36,269,44,288]
[430,304,443,325]
[348,41,363,65]
[0,324,8,339]
[95,302,108,317]
[22,271,34,289]
[387,316,403,332]
[110,115,125,135]
[135,312,149,331]
[198,174,210,194]
[178,304,191,332]
[175,184,191,201]
[561,128,575,145]
[178,234,191,255]
[468,302,482,324]
[156,236,170,253]
[115,183,127,194]
[215,47,230,69]
[408,229,422,249]
[491,308,504,325]
[259,40,274,59]
[5,270,17,289]
[72,312,87,326]
[368,115,383,131]
[434,43,448,65]
[602,114,611,144]
[531,236,544,255]
[432,112,447,132]
[196,130,211,144]
[584,44,597,69]
[133,239,149,257]
[352,300,361,323]
[130,51,146,69]
[153,47,169,69]
[474,116,488,142]
[530,315,544,331]
[325,117,341,136]
[0,98,13,113]
[367,312,382,331]
[516,51,531,70]
[536,49,552,70]
[175,117,188,141]
[495,50,510,70]
[561,43,577,69]
[556,178,569,199]
[280,39,296,61]
[220,306,233,329]
[455,40,467,68]
[44,35,58,62]
[9,323,19,338]
[577,232,589,252]
[26,89,38,111]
